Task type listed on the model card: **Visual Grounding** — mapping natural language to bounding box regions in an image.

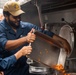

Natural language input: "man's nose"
[16,17,21,21]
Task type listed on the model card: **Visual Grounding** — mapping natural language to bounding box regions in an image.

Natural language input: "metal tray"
[27,31,67,69]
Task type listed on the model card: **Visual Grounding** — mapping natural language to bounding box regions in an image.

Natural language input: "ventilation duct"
[41,0,76,13]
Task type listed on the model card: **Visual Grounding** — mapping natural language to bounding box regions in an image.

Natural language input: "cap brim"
[9,9,25,16]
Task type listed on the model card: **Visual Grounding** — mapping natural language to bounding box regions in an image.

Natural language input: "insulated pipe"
[34,0,44,29]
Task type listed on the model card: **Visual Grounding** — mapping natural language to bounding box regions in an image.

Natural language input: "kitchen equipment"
[59,25,74,56]
[54,72,76,75]
[27,30,67,71]
[59,25,76,72]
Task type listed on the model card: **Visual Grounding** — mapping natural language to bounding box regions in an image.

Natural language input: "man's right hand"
[20,46,32,56]
[14,46,32,59]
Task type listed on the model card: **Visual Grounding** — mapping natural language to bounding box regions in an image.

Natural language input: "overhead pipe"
[33,0,44,30]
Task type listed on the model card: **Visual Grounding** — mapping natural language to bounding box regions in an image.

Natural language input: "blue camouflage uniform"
[0,19,54,75]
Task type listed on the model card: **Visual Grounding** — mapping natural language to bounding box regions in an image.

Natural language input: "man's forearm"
[5,37,27,51]
[14,50,23,60]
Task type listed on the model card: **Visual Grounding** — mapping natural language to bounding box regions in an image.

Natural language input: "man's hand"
[14,46,32,59]
[20,46,32,56]
[26,28,36,43]
[0,71,4,75]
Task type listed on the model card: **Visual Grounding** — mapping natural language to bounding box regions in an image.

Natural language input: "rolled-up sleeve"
[0,33,7,49]
[23,22,55,37]
[0,55,17,70]
[0,26,8,50]
[33,24,54,37]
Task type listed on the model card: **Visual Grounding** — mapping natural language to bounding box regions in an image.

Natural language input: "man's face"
[7,14,21,29]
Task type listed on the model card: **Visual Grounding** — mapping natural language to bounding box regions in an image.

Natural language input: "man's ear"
[0,71,4,75]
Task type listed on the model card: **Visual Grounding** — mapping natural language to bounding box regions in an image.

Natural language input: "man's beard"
[8,18,20,29]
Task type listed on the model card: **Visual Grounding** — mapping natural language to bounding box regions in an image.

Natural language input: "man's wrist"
[24,36,29,43]
[14,51,23,60]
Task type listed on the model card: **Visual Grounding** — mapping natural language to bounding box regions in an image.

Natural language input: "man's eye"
[12,15,21,19]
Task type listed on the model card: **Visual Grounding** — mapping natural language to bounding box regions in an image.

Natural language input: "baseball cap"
[3,1,25,16]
